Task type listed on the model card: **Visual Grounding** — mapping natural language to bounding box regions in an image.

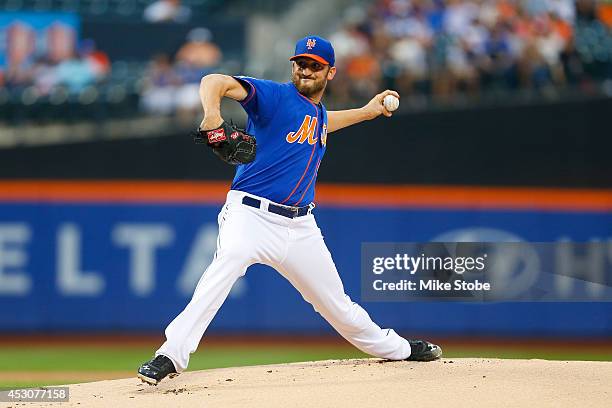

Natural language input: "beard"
[291,71,328,98]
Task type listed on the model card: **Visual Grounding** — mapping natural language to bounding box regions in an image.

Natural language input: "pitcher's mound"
[60,358,611,408]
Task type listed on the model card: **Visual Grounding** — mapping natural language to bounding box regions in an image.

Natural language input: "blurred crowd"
[328,0,612,103]
[0,38,110,97]
[0,24,221,119]
[2,0,612,125]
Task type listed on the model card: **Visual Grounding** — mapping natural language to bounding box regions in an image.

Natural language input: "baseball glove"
[192,121,256,165]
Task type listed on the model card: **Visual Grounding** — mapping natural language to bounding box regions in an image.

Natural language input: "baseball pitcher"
[138,35,442,385]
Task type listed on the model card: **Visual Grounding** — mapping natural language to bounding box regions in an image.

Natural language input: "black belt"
[242,196,313,218]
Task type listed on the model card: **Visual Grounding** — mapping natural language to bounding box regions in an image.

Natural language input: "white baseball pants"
[156,190,411,371]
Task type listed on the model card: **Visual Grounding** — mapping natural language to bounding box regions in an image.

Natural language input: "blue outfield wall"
[0,201,611,336]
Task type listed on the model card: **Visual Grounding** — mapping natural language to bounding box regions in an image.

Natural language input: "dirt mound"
[19,358,612,408]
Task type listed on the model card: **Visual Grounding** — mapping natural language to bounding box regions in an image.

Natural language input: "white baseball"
[383,94,399,112]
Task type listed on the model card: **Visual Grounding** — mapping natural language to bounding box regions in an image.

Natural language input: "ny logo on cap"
[306,38,316,50]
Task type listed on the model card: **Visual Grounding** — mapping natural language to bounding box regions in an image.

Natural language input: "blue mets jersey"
[230,76,328,206]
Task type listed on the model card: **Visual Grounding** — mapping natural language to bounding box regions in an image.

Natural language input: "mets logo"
[306,38,316,50]
[286,115,318,145]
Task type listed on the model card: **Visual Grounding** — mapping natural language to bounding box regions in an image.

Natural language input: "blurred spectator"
[329,7,371,68]
[79,39,111,81]
[345,53,382,100]
[478,0,501,27]
[32,58,60,95]
[138,27,223,117]
[328,8,377,103]
[174,28,222,116]
[599,1,612,28]
[548,0,576,23]
[144,0,191,23]
[389,35,429,92]
[534,19,565,83]
[574,0,612,83]
[175,28,222,69]
[141,54,180,115]
[55,55,96,94]
[482,22,515,88]
[549,11,574,43]
[559,36,585,85]
[444,0,480,36]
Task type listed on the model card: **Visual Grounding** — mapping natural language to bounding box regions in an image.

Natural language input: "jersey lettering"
[286,115,318,145]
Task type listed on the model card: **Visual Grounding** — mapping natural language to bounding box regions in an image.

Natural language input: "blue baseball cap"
[289,35,335,67]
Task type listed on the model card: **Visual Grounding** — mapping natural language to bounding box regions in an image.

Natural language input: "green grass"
[0,345,366,372]
[0,344,610,389]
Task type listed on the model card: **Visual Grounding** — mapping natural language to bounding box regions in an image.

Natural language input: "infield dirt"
[8,358,612,408]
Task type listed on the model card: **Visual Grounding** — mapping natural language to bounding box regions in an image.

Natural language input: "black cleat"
[137,355,179,385]
[405,340,443,361]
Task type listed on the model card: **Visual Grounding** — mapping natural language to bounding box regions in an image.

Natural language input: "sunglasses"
[294,59,326,72]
